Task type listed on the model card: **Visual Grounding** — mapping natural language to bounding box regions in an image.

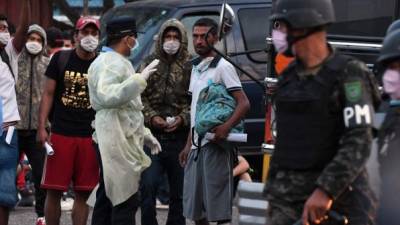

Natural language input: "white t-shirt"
[188,55,242,149]
[0,39,20,123]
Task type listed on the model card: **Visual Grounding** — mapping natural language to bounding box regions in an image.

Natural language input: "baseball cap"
[76,16,100,30]
[106,17,137,38]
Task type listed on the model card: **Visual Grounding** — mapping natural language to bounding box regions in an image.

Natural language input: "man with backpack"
[179,18,250,225]
[38,16,100,225]
[0,0,30,224]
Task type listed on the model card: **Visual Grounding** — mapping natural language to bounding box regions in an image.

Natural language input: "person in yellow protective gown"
[87,17,161,225]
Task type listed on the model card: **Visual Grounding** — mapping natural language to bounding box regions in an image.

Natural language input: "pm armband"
[342,80,374,128]
[343,104,373,128]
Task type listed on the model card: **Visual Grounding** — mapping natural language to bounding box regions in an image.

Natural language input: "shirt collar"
[192,54,221,68]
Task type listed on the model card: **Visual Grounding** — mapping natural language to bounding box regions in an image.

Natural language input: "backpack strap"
[0,48,15,80]
[191,127,202,161]
[57,50,73,75]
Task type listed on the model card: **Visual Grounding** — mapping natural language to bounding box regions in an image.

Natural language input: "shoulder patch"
[344,81,362,102]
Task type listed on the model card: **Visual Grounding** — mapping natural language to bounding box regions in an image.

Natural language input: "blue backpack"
[194,80,244,139]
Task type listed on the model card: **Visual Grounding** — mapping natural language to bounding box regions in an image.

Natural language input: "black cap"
[270,0,335,29]
[386,19,400,35]
[378,29,400,65]
[106,17,137,38]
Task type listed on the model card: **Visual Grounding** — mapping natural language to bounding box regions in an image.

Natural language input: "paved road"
[9,207,194,225]
[9,140,380,225]
[9,206,240,225]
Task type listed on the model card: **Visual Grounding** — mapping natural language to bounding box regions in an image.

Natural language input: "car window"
[329,0,395,38]
[238,7,270,63]
[180,14,225,58]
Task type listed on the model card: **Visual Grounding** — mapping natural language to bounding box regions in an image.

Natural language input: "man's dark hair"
[7,22,15,35]
[46,27,64,48]
[106,35,122,47]
[0,14,7,22]
[106,34,132,47]
[62,30,74,42]
[193,18,218,35]
[163,26,181,40]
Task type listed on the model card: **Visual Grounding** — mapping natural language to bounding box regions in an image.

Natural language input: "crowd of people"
[1,0,400,225]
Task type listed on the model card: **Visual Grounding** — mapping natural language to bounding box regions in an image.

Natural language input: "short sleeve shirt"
[188,55,242,148]
[45,50,96,137]
[0,40,20,124]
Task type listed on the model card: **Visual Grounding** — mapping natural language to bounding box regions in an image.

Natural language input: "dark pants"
[140,133,186,225]
[17,129,46,217]
[92,144,140,225]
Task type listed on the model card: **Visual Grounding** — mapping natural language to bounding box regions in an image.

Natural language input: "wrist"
[38,124,46,130]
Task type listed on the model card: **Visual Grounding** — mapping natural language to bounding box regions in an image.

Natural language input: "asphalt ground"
[9,205,240,225]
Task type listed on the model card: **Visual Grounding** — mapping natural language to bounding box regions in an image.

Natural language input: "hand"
[151,116,168,130]
[37,127,50,147]
[302,188,333,225]
[144,135,162,155]
[165,116,183,133]
[211,123,231,142]
[179,145,191,167]
[141,59,159,80]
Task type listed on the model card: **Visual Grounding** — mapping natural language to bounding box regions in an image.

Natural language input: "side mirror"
[218,0,235,41]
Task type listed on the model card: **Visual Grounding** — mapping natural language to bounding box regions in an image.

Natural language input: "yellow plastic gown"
[88,51,152,206]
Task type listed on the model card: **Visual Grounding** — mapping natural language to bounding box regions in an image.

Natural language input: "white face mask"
[130,39,140,57]
[271,29,288,54]
[80,35,99,52]
[163,40,180,55]
[25,41,42,55]
[0,32,11,45]
[383,69,400,99]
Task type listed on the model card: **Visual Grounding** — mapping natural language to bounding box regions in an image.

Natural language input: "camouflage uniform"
[139,19,191,225]
[140,20,191,128]
[264,52,380,225]
[376,105,400,225]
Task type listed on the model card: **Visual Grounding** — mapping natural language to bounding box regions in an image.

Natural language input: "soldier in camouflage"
[264,0,381,224]
[139,18,191,225]
[15,24,49,224]
[376,24,400,225]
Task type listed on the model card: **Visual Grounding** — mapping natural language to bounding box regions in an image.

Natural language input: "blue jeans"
[140,133,186,225]
[0,130,19,208]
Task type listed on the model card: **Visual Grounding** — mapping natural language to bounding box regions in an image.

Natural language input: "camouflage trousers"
[265,171,377,225]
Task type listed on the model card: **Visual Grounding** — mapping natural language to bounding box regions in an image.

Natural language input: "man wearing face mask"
[0,0,30,224]
[16,24,49,225]
[376,26,400,225]
[264,0,381,225]
[87,17,161,225]
[38,16,100,225]
[139,18,191,225]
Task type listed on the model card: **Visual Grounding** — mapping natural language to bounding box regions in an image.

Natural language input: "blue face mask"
[130,39,140,57]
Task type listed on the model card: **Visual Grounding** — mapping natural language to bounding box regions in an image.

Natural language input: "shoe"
[36,217,46,225]
[156,199,169,210]
[17,189,35,207]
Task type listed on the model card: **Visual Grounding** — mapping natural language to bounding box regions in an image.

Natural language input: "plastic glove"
[144,135,162,155]
[141,59,160,80]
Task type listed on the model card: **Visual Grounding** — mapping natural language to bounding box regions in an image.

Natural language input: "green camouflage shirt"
[264,55,380,219]
[140,19,191,129]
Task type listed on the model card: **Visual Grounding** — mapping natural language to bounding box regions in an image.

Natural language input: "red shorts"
[41,133,99,191]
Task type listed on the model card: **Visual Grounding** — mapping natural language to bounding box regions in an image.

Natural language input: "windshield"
[100,6,171,65]
[328,0,395,39]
